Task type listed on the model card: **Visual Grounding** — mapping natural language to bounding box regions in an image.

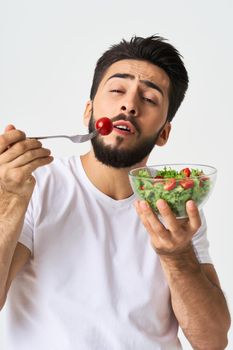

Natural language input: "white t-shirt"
[5,156,212,350]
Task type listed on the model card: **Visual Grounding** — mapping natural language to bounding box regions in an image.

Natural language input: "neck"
[81,150,148,200]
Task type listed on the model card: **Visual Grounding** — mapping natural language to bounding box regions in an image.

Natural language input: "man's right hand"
[0,124,53,205]
[0,125,53,308]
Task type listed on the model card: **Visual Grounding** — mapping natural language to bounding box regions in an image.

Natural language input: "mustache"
[110,114,140,134]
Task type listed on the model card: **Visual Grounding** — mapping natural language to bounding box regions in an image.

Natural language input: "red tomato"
[199,176,209,187]
[164,178,176,190]
[95,117,113,135]
[201,176,209,181]
[180,179,194,189]
[181,167,191,177]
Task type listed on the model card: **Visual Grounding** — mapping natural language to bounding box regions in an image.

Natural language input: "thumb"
[4,124,16,132]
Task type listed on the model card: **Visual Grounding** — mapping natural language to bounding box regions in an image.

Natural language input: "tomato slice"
[181,167,191,177]
[180,179,194,189]
[164,178,176,190]
[199,176,209,187]
[153,175,164,185]
[95,117,113,135]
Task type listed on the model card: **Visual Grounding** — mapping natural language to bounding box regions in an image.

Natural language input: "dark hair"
[90,35,189,122]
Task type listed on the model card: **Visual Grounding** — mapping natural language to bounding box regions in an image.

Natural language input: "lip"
[112,120,136,134]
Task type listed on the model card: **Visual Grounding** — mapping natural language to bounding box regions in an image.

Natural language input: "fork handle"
[29,135,70,140]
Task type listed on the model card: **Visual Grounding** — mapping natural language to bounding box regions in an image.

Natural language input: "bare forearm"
[159,246,231,350]
[0,195,27,303]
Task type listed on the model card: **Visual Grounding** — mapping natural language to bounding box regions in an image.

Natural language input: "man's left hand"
[135,199,201,256]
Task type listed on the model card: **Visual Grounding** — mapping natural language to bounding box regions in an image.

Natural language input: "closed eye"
[110,89,123,93]
[142,97,157,105]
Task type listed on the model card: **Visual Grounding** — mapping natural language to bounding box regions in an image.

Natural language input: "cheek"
[93,100,117,120]
[161,98,169,119]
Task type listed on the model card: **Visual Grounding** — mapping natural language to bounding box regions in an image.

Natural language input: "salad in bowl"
[129,164,217,219]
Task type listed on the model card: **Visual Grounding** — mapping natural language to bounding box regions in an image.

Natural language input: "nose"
[120,93,138,116]
[121,105,137,116]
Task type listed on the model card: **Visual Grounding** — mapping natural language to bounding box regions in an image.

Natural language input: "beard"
[88,110,166,169]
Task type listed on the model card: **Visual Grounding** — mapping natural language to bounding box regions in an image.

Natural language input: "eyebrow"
[106,73,164,96]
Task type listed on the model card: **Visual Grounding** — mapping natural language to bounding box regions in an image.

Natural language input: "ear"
[156,122,171,146]
[83,100,93,127]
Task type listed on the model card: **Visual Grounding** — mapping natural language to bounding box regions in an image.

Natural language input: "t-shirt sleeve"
[191,210,212,264]
[18,198,34,254]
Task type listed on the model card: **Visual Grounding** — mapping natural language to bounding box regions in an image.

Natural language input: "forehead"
[100,59,170,91]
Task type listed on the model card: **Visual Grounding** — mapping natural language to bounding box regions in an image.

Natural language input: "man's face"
[85,59,171,168]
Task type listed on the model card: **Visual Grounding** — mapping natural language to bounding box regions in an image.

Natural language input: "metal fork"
[29,129,99,143]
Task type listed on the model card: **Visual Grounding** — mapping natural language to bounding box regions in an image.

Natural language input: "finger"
[10,148,51,168]
[23,156,54,176]
[2,125,17,152]
[156,199,180,232]
[136,200,170,240]
[10,156,54,183]
[4,124,16,132]
[134,200,155,233]
[186,200,202,234]
[0,129,26,153]
[0,139,43,164]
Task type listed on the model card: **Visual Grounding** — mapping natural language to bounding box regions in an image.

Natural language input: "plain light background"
[0,0,232,348]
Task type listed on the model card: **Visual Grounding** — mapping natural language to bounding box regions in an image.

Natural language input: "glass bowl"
[129,164,217,219]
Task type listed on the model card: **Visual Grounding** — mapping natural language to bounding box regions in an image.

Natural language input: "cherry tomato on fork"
[95,117,113,135]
